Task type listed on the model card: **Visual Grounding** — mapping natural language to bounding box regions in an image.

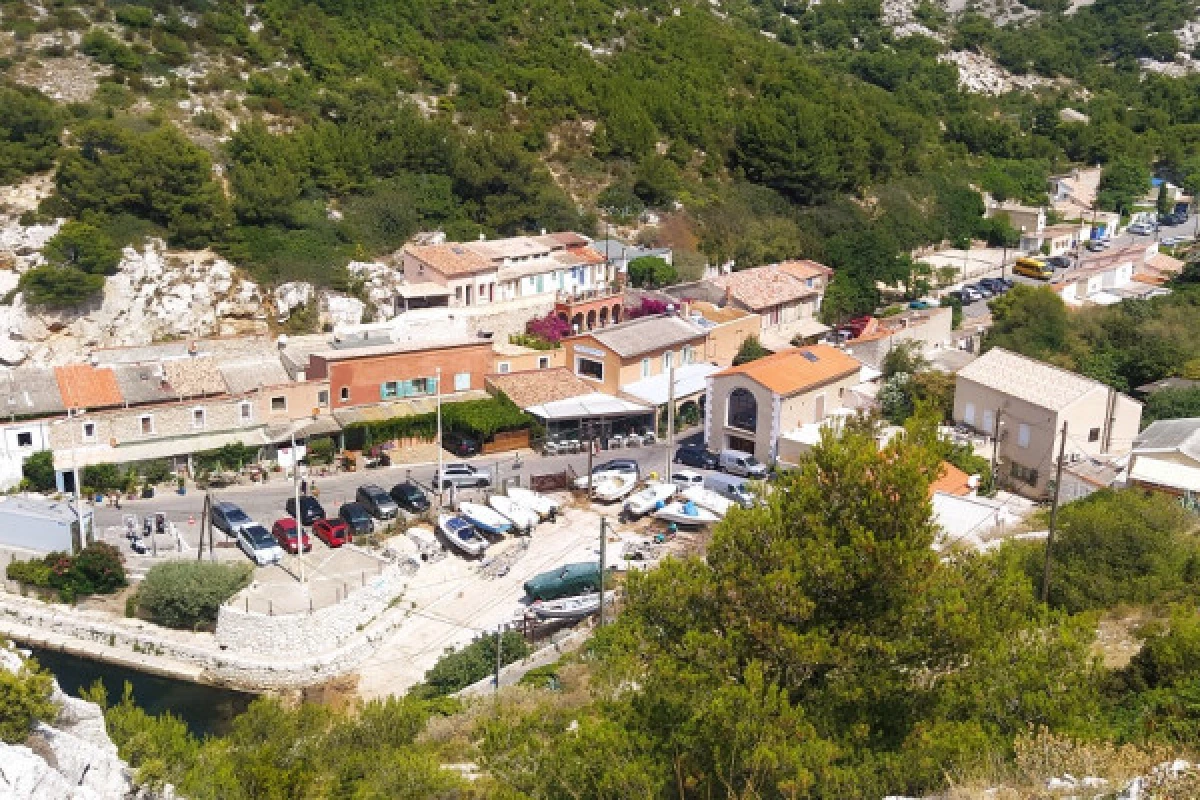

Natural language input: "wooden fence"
[483,429,530,454]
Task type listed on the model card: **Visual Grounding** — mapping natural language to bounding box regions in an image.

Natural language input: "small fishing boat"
[489,495,538,533]
[458,502,513,536]
[681,486,732,518]
[437,513,488,557]
[532,591,614,620]
[591,472,638,503]
[573,469,617,489]
[653,499,720,527]
[506,487,561,520]
[623,482,677,517]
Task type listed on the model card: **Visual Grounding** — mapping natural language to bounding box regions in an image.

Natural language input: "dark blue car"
[674,445,719,470]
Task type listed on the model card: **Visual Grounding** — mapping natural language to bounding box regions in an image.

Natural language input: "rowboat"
[591,472,638,503]
[653,500,720,527]
[458,502,513,536]
[506,487,561,520]
[623,482,677,517]
[681,486,732,517]
[489,495,539,533]
[532,591,614,620]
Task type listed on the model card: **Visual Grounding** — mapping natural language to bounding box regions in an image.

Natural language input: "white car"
[671,469,705,491]
[238,524,284,566]
[1161,236,1181,246]
[1128,223,1152,235]
[434,462,492,489]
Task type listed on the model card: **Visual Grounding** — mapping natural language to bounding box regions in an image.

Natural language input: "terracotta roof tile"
[404,243,493,276]
[161,356,228,397]
[714,345,860,395]
[930,461,973,497]
[707,261,826,311]
[486,368,593,409]
[55,364,123,409]
[776,259,832,281]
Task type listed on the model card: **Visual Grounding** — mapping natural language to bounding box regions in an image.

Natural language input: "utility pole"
[665,363,676,483]
[598,516,607,628]
[435,367,443,510]
[1041,421,1069,605]
[494,626,502,694]
[291,432,304,583]
[989,409,1003,491]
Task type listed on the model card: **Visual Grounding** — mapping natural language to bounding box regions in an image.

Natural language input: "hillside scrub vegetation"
[135,561,254,631]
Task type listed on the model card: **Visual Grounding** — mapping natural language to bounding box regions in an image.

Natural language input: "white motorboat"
[437,513,489,557]
[489,495,538,533]
[623,482,677,517]
[573,469,618,489]
[458,502,513,536]
[653,499,720,527]
[591,472,638,503]
[506,487,561,520]
[532,591,614,620]
[681,486,732,518]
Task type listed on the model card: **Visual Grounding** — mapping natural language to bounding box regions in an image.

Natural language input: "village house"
[840,306,955,370]
[952,348,1142,498]
[705,345,862,464]
[1053,244,1176,306]
[664,260,831,350]
[1127,418,1200,500]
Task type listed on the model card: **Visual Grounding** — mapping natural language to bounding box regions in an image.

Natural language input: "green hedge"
[135,561,254,631]
[343,395,531,450]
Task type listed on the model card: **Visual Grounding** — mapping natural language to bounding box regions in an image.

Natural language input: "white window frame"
[239,400,253,422]
[663,351,674,371]
[317,390,329,407]
[1017,423,1031,448]
[454,372,471,392]
[339,387,350,403]
[537,356,549,369]
[982,409,994,433]
[82,421,96,443]
[498,362,510,374]
[15,431,33,448]
[641,358,651,378]
[271,396,287,412]
[963,402,975,427]
[682,345,693,365]
[191,407,206,430]
[576,357,604,382]
[139,414,155,436]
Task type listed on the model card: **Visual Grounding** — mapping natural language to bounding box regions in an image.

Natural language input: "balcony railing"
[555,285,623,305]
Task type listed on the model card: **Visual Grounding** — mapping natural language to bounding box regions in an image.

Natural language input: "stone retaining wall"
[0,565,413,691]
[215,564,406,658]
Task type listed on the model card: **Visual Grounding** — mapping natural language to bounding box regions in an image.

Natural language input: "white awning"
[526,392,652,421]
[1129,456,1200,493]
[54,427,272,468]
[395,282,453,298]
[621,363,720,406]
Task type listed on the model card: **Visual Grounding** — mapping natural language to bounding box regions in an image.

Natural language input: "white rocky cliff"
[0,643,152,800]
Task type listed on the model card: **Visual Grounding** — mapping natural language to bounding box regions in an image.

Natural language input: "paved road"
[93,431,707,540]
[956,219,1196,319]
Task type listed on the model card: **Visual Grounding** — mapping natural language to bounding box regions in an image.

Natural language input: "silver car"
[237,524,284,566]
[434,463,492,489]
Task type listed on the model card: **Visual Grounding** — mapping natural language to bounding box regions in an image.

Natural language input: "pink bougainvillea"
[625,297,669,319]
[526,312,571,343]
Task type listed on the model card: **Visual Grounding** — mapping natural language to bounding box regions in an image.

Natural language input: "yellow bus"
[1013,257,1053,280]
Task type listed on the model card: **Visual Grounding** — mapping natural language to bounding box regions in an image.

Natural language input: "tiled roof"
[776,260,832,281]
[930,461,973,496]
[706,262,824,311]
[55,364,122,409]
[486,368,593,409]
[219,357,293,395]
[404,243,492,276]
[1146,253,1184,273]
[161,357,227,397]
[0,368,65,416]
[956,348,1111,412]
[112,364,175,406]
[584,314,707,359]
[537,232,590,248]
[713,345,860,396]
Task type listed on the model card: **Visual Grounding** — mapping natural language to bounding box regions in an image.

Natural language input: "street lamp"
[435,367,443,510]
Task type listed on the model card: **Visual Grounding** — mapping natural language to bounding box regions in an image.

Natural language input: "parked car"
[271,518,312,554]
[1046,256,1072,269]
[1013,258,1053,281]
[356,484,399,519]
[285,495,325,525]
[959,285,984,303]
[674,444,719,469]
[434,463,491,489]
[592,459,640,478]
[237,524,284,566]
[524,561,603,601]
[313,518,351,548]
[719,449,768,478]
[967,283,993,299]
[442,430,481,457]
[908,299,934,309]
[704,474,757,508]
[1128,222,1153,235]
[339,502,375,535]
[978,278,1008,295]
[1161,236,1182,246]
[390,481,430,513]
[1086,239,1110,251]
[211,501,254,536]
[671,469,705,491]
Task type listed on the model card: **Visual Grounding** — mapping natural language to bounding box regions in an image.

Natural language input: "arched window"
[727,388,757,432]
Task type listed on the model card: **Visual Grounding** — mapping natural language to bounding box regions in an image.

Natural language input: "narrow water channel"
[24,645,256,738]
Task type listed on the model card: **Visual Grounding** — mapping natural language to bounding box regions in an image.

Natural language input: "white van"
[719,449,768,478]
[704,474,756,509]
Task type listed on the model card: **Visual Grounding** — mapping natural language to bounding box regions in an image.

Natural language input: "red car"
[271,518,312,554]
[313,518,351,548]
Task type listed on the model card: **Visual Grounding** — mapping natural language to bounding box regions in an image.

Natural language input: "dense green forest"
[6,0,1200,311]
[3,409,1193,797]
